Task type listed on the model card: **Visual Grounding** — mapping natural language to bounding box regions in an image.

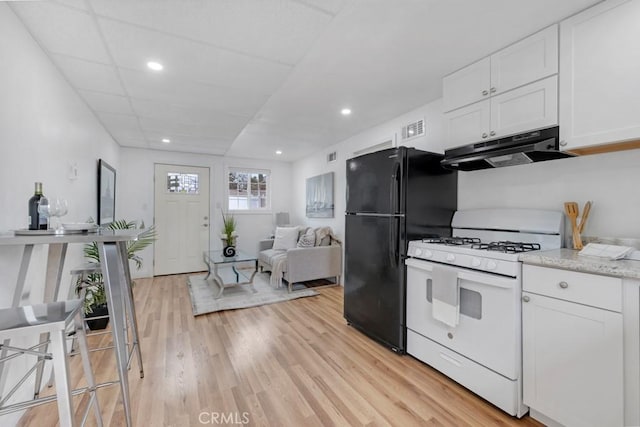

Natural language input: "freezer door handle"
[389,217,401,266]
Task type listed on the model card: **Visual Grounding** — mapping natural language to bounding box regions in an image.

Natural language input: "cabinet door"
[443,57,490,112]
[522,292,623,427]
[560,0,640,151]
[490,25,558,95]
[443,100,490,150]
[490,76,557,139]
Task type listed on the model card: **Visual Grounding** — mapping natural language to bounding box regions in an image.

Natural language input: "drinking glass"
[50,197,69,232]
[37,197,50,230]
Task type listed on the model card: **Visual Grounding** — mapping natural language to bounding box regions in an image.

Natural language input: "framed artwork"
[98,159,116,225]
[306,172,334,218]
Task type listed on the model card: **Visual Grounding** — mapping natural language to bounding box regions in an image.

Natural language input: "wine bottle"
[28,182,45,230]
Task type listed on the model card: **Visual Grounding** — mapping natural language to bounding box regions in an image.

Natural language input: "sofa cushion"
[297,227,316,247]
[314,227,332,246]
[259,248,286,266]
[273,226,299,250]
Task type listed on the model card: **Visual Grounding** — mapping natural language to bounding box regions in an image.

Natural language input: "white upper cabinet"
[490,25,558,98]
[443,57,491,113]
[490,76,558,140]
[442,25,559,150]
[443,25,558,113]
[559,0,640,151]
[444,75,558,151]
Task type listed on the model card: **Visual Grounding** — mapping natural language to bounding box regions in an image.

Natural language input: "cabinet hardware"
[482,133,488,139]
[559,140,567,147]
[482,90,489,96]
[203,224,209,227]
[490,131,496,136]
[490,87,497,93]
[559,281,569,289]
[522,295,530,302]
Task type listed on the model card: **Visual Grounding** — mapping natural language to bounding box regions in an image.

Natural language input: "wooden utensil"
[578,201,592,234]
[564,202,583,250]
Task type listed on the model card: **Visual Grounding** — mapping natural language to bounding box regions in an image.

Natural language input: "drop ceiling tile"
[98,19,292,94]
[96,112,145,142]
[52,0,89,11]
[139,117,240,141]
[143,131,232,150]
[53,54,125,95]
[119,68,267,117]
[11,2,110,63]
[79,90,133,115]
[90,0,335,64]
[294,0,349,15]
[130,99,249,138]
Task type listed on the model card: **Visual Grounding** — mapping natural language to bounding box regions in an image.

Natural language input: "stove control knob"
[415,248,422,257]
[486,260,498,270]
[471,257,481,267]
[424,250,433,258]
[446,254,456,262]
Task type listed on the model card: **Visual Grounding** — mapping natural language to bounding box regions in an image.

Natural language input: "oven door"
[405,257,521,380]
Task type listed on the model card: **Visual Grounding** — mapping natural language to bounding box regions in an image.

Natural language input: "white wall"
[292,96,640,249]
[458,148,640,238]
[291,99,446,239]
[119,147,291,277]
[0,5,120,424]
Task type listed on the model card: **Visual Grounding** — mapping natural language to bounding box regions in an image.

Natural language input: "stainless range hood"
[441,127,574,171]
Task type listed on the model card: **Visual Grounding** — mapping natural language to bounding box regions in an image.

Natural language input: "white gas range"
[405,209,563,418]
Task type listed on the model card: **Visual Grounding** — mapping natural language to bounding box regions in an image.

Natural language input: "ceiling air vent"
[327,151,337,163]
[401,119,425,141]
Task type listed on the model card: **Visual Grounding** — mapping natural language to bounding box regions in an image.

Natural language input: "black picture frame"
[97,159,116,226]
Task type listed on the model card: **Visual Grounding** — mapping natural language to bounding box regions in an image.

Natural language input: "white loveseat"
[258,226,342,292]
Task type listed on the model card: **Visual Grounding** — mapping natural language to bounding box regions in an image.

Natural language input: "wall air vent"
[327,151,337,163]
[401,119,425,141]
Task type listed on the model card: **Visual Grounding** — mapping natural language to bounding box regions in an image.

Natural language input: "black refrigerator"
[344,146,457,353]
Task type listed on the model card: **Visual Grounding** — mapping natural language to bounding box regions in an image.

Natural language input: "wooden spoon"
[578,201,592,234]
[564,202,582,250]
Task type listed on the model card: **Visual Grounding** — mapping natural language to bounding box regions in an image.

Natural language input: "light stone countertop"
[520,248,640,280]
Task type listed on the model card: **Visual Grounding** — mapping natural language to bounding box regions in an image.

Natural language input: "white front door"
[154,164,210,275]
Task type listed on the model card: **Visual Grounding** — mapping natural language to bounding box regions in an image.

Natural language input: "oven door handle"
[458,271,515,289]
[406,258,516,289]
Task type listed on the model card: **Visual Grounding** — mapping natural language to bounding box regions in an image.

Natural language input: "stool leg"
[75,314,103,427]
[50,329,75,427]
[120,245,144,379]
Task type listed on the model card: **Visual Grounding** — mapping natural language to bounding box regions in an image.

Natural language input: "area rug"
[187,272,318,316]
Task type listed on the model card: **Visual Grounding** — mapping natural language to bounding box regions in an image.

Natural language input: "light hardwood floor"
[18,274,542,426]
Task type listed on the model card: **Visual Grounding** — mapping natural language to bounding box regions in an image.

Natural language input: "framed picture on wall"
[306,172,334,218]
[98,159,116,226]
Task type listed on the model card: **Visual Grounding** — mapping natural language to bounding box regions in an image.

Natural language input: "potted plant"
[77,219,156,329]
[221,210,237,257]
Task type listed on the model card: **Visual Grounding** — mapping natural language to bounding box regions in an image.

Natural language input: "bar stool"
[68,262,144,376]
[0,299,103,427]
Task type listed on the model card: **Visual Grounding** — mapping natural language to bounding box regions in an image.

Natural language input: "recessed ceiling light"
[275,150,282,155]
[162,138,171,143]
[147,61,164,71]
[341,108,352,116]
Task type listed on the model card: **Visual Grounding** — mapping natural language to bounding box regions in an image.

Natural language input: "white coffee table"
[202,250,258,298]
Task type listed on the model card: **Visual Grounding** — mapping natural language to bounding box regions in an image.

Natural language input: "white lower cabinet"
[522,266,624,427]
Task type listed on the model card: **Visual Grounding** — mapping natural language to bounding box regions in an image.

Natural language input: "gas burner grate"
[422,236,481,246]
[471,241,541,253]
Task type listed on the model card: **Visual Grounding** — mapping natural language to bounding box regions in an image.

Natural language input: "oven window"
[426,279,482,320]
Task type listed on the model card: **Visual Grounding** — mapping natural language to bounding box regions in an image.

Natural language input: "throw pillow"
[273,226,299,250]
[314,227,332,246]
[297,227,316,247]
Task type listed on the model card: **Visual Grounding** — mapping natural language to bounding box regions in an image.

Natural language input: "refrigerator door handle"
[390,162,401,214]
